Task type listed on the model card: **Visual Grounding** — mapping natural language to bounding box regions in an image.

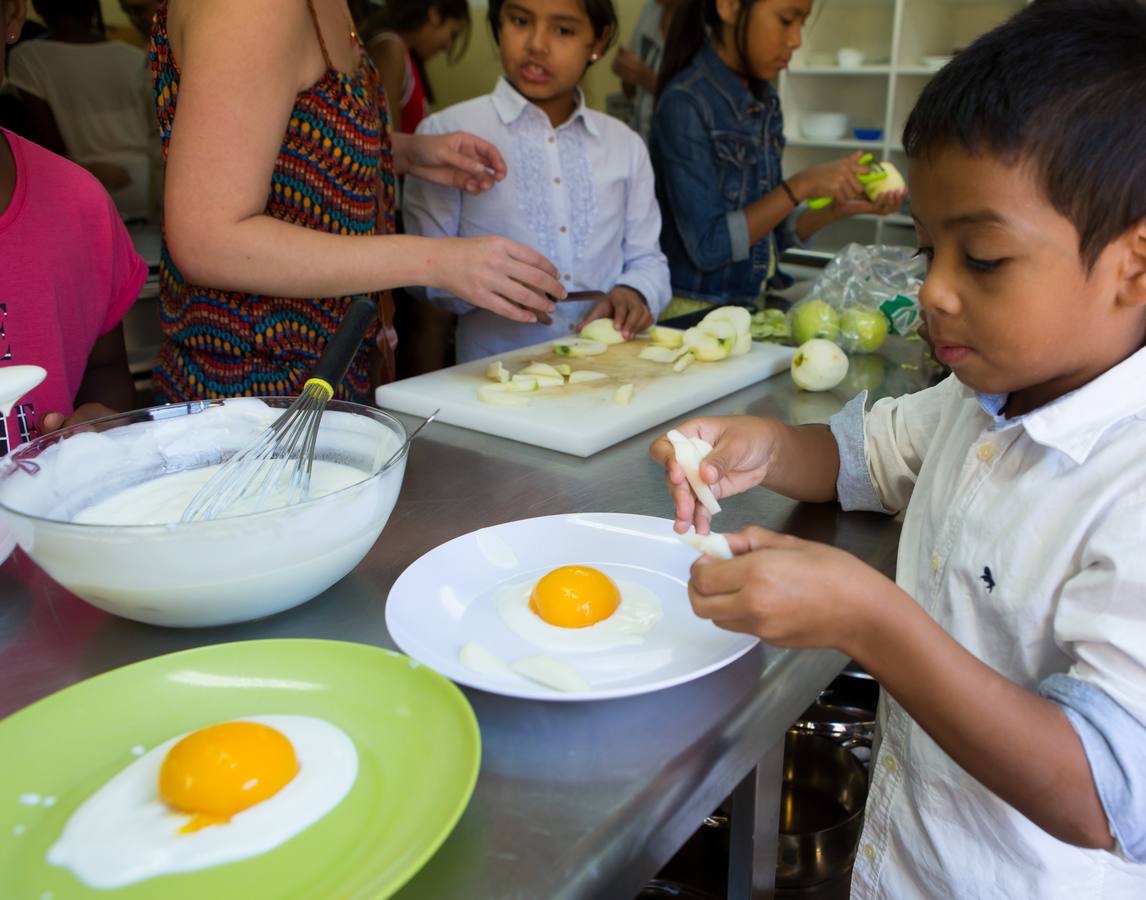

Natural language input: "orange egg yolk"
[529,565,621,628]
[158,721,300,833]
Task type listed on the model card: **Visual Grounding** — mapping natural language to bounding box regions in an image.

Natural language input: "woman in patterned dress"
[151,0,564,402]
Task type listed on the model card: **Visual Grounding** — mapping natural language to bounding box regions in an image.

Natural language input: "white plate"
[386,513,758,702]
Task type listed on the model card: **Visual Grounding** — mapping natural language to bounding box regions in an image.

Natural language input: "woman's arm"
[163,0,559,322]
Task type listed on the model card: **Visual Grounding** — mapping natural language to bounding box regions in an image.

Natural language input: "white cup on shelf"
[837,48,866,69]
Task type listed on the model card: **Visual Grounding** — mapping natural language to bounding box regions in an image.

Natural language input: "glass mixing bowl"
[0,398,408,627]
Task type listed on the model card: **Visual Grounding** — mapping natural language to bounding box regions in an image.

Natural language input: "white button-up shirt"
[403,77,671,362]
[833,351,1146,898]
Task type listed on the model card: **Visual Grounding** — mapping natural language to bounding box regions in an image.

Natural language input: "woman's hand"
[393,132,508,194]
[577,286,653,339]
[789,151,870,206]
[39,403,118,435]
[650,416,780,534]
[435,236,563,323]
[688,526,899,653]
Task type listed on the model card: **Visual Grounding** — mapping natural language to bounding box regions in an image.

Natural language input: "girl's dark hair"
[903,0,1146,269]
[487,0,619,58]
[31,0,105,36]
[364,0,472,103]
[657,0,764,96]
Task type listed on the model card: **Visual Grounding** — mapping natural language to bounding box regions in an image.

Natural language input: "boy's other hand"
[39,403,118,435]
[649,416,778,534]
[576,286,652,340]
[688,527,895,652]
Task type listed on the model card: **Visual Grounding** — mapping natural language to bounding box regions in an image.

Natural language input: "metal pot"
[790,674,878,748]
[776,731,869,889]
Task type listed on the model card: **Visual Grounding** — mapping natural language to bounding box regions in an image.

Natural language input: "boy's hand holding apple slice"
[649,416,780,534]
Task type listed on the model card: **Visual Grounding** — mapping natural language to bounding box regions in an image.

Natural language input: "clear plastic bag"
[789,244,926,353]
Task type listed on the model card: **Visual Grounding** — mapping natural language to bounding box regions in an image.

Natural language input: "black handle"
[311,294,378,389]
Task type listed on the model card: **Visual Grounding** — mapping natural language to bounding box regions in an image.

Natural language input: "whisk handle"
[311,294,378,394]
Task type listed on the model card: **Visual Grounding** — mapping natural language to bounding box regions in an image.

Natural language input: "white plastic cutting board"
[376,338,795,457]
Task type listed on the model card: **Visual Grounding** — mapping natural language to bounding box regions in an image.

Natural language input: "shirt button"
[882,754,898,773]
[931,552,941,572]
[863,843,876,861]
[560,226,567,233]
[564,274,572,281]
[977,444,995,462]
[554,177,562,185]
[548,136,556,144]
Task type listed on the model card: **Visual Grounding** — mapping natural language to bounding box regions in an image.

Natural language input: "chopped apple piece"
[673,352,695,373]
[567,370,609,384]
[511,655,590,693]
[534,374,565,388]
[579,318,626,344]
[520,361,561,378]
[478,384,530,407]
[685,331,729,362]
[555,364,573,377]
[666,429,721,515]
[700,306,752,337]
[553,339,608,357]
[648,325,685,348]
[680,531,734,560]
[639,345,687,363]
[731,332,752,356]
[485,360,510,383]
[613,383,634,406]
[509,374,539,392]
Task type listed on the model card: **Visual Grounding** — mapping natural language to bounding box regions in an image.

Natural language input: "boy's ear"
[1116,219,1146,309]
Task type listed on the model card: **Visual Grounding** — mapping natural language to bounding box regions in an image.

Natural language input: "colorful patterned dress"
[149,0,397,403]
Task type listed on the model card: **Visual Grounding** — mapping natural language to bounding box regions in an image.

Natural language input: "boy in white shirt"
[403,0,670,363]
[652,1,1146,895]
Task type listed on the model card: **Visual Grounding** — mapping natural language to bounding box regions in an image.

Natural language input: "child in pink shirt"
[0,123,145,455]
[1,0,145,460]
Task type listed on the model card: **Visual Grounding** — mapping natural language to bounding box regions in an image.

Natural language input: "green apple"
[791,338,849,391]
[865,161,906,201]
[579,319,626,344]
[840,306,889,354]
[791,299,840,346]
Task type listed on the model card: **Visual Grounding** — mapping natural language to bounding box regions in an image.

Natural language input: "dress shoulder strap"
[304,0,334,72]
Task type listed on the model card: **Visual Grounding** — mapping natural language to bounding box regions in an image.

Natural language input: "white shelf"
[786,137,886,150]
[787,66,893,75]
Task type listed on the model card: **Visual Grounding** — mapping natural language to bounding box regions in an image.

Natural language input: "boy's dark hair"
[903,0,1146,269]
[32,0,105,36]
[487,0,618,59]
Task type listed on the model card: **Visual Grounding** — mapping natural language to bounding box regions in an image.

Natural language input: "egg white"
[495,575,662,653]
[47,714,357,889]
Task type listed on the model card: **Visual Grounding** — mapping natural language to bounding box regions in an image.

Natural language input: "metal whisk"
[180,295,380,522]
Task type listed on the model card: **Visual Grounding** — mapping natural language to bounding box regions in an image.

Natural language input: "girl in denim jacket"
[650,0,905,305]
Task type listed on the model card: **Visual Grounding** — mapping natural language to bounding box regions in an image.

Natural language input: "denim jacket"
[650,40,806,304]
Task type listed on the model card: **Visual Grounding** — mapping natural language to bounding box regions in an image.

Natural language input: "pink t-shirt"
[0,129,146,455]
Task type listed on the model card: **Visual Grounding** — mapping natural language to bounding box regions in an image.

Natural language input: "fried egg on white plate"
[495,565,662,653]
[47,715,356,889]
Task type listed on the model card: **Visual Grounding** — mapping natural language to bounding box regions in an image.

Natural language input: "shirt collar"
[975,347,1146,464]
[696,39,778,117]
[490,76,599,137]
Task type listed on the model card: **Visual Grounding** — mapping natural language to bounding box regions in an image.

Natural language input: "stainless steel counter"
[0,347,927,899]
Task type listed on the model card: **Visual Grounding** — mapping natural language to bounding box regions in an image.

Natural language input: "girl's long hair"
[363,0,473,103]
[657,0,764,96]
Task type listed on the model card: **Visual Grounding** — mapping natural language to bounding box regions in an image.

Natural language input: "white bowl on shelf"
[800,113,849,141]
[922,55,953,71]
[836,48,866,69]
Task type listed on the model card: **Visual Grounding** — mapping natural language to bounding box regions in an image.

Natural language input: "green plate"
[0,639,480,899]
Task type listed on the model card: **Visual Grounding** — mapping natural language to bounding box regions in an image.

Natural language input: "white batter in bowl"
[0,398,407,627]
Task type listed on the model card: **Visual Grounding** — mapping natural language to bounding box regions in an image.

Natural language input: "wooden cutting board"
[376,338,795,457]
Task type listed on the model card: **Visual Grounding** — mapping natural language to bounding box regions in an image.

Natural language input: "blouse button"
[554,177,562,185]
[882,754,898,773]
[863,843,876,861]
[931,552,941,572]
[977,444,995,462]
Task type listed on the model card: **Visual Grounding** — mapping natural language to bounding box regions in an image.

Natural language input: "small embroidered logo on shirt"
[980,566,996,593]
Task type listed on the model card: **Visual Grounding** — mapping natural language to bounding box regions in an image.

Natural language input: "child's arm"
[688,529,1115,851]
[39,325,137,434]
[650,416,841,533]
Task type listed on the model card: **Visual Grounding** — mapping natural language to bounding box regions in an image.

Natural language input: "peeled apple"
[579,319,626,344]
[648,326,685,348]
[567,370,608,384]
[791,339,849,392]
[485,361,510,383]
[865,161,906,201]
[665,429,721,515]
[679,531,733,560]
[639,345,687,363]
[554,339,608,357]
[613,383,634,406]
